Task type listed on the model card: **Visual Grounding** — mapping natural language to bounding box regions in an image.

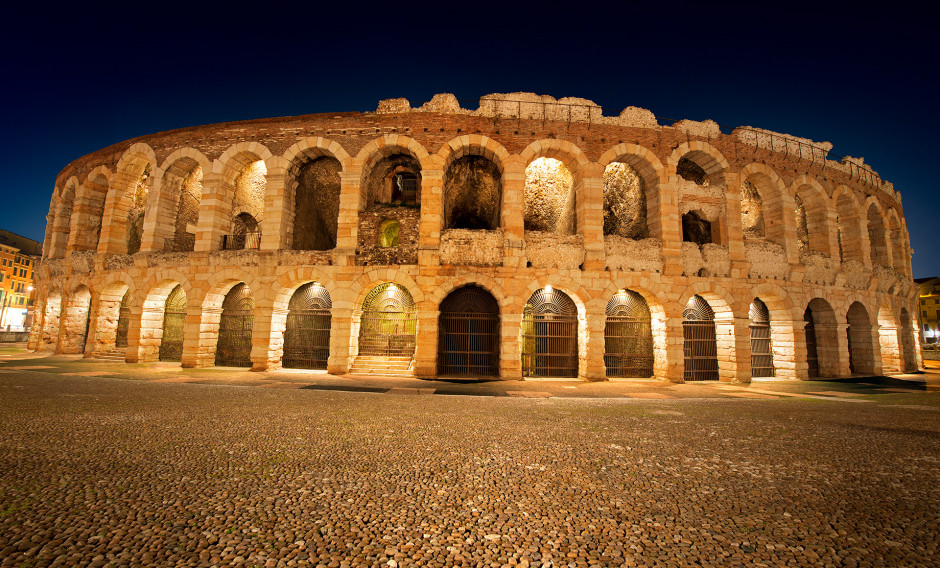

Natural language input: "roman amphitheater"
[29,93,920,381]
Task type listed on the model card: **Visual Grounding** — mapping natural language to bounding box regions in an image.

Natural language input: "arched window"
[127,164,151,254]
[292,157,341,251]
[378,219,400,247]
[443,155,502,230]
[740,181,765,239]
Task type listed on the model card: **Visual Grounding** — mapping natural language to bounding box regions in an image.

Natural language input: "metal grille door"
[215,283,253,367]
[749,299,775,378]
[160,285,186,362]
[604,289,654,378]
[438,285,500,377]
[522,288,578,378]
[115,292,131,348]
[283,282,332,369]
[683,295,719,381]
[804,308,819,378]
[358,283,416,357]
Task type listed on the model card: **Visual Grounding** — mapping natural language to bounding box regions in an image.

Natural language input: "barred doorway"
[604,289,653,378]
[159,285,186,362]
[804,307,819,378]
[357,283,416,357]
[683,295,718,381]
[215,283,253,367]
[115,291,131,348]
[521,287,578,378]
[283,282,332,370]
[438,285,500,377]
[749,298,775,378]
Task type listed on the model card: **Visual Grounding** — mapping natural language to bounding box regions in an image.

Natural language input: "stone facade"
[29,93,921,381]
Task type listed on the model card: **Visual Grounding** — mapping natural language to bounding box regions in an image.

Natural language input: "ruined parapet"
[840,260,874,290]
[734,127,832,163]
[873,264,900,294]
[801,252,838,286]
[681,242,731,278]
[672,119,721,139]
[605,236,663,273]
[68,250,96,275]
[439,229,503,266]
[524,232,584,270]
[745,241,789,280]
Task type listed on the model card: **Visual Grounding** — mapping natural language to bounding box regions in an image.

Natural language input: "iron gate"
[115,292,131,348]
[283,282,332,369]
[215,283,253,367]
[683,295,719,381]
[521,288,578,378]
[438,285,500,377]
[749,299,775,377]
[604,289,654,378]
[160,285,186,362]
[358,283,416,357]
[804,308,819,378]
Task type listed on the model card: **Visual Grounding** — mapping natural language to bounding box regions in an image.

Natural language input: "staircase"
[348,356,414,377]
[96,348,127,362]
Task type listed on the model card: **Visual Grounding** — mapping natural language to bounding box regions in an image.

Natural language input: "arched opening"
[740,181,765,239]
[794,184,832,257]
[749,298,775,378]
[682,211,712,245]
[168,165,202,252]
[603,163,648,239]
[222,160,266,250]
[73,173,108,252]
[292,157,341,250]
[437,285,500,377]
[900,308,917,372]
[443,155,501,230]
[115,291,131,348]
[357,283,417,358]
[795,194,809,253]
[50,182,75,258]
[524,158,575,235]
[604,289,653,378]
[283,282,332,369]
[365,154,422,207]
[888,213,907,275]
[677,158,708,184]
[159,285,187,362]
[521,287,578,378]
[126,164,152,254]
[682,295,718,381]
[867,204,890,267]
[215,283,254,367]
[847,301,875,375]
[835,193,863,263]
[805,299,839,377]
[61,286,92,354]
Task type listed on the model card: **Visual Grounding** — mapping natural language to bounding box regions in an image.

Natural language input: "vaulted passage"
[604,289,653,378]
[159,285,186,362]
[443,156,501,230]
[847,302,875,375]
[521,288,578,378]
[805,299,839,377]
[357,283,416,358]
[283,282,332,369]
[683,295,718,381]
[804,307,819,378]
[749,298,774,378]
[437,285,500,377]
[215,284,253,367]
[524,158,575,234]
[127,164,151,254]
[603,163,648,239]
[115,291,131,348]
[292,158,341,250]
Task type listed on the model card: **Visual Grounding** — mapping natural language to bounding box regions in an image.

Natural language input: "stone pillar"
[578,163,605,272]
[194,165,227,253]
[123,306,142,363]
[500,312,523,379]
[413,304,438,378]
[658,176,684,277]
[68,177,109,252]
[181,305,216,368]
[250,300,277,371]
[136,306,165,362]
[333,163,362,266]
[582,301,606,380]
[770,320,800,380]
[501,156,526,269]
[417,155,444,267]
[722,173,749,279]
[656,314,684,382]
[878,323,901,374]
[327,306,355,375]
[726,316,751,383]
[259,161,288,251]
[870,323,884,376]
[39,299,61,352]
[139,166,171,254]
[835,323,852,377]
[27,302,43,351]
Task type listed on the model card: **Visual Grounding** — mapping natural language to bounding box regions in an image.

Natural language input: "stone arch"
[865,198,891,268]
[833,186,865,264]
[737,164,789,248]
[847,301,876,375]
[354,281,418,360]
[69,167,110,253]
[790,176,833,257]
[669,143,730,247]
[438,284,501,377]
[749,282,798,380]
[678,284,735,381]
[805,298,839,377]
[519,140,590,237]
[886,208,908,275]
[515,278,590,379]
[427,274,510,310]
[439,136,506,231]
[667,141,730,183]
[103,143,158,254]
[598,143,666,239]
[93,279,132,356]
[598,279,671,379]
[48,177,78,258]
[151,148,211,252]
[213,282,255,368]
[217,143,273,249]
[280,281,333,369]
[139,270,197,362]
[355,135,429,209]
[520,285,581,378]
[58,284,92,355]
[283,137,349,251]
[604,288,654,378]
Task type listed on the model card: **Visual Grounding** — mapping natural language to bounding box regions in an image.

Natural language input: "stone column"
[259,160,288,251]
[181,305,216,368]
[27,301,43,351]
[771,320,800,380]
[656,314,684,382]
[722,173,749,279]
[870,323,884,376]
[500,312,523,379]
[250,299,277,371]
[878,323,901,374]
[123,306,142,363]
[333,163,362,266]
[835,323,852,377]
[194,165,227,253]
[136,306,165,363]
[501,156,526,269]
[413,304,438,378]
[578,163,605,271]
[581,301,607,381]
[417,156,444,267]
[726,316,752,383]
[658,177,684,277]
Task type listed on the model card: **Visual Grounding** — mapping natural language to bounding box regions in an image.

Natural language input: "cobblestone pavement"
[0,354,938,567]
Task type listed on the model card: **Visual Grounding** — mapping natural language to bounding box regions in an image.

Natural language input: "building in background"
[0,230,41,331]
[915,277,940,345]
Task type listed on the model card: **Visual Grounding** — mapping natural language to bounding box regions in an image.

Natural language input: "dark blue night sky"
[3,3,936,276]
